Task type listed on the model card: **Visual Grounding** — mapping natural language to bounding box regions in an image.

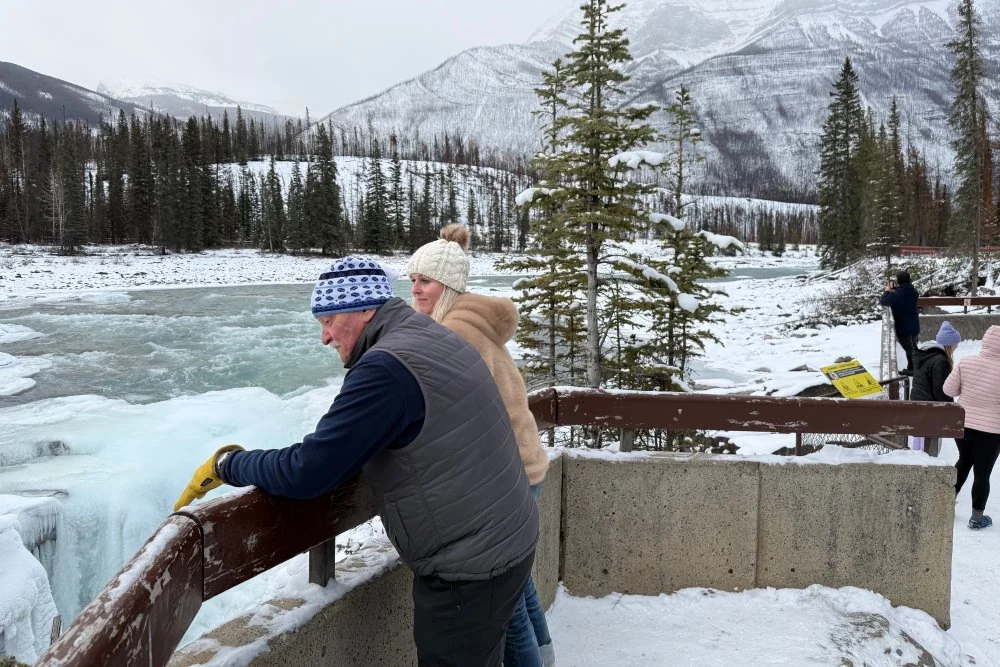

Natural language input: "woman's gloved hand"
[173,444,245,511]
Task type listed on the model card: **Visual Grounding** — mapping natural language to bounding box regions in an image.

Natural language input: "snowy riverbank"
[0,241,819,296]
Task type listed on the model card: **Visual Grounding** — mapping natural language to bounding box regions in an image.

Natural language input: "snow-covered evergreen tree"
[947,0,992,295]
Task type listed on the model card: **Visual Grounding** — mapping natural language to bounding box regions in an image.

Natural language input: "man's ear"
[361,309,377,323]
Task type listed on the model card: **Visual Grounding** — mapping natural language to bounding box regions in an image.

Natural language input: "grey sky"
[0,0,573,116]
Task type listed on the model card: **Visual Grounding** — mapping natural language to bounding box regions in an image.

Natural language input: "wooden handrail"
[37,388,965,666]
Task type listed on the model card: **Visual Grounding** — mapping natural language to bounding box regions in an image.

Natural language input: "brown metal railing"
[37,388,965,666]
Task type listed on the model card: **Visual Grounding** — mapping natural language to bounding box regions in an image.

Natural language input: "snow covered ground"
[2,241,999,665]
[546,584,966,666]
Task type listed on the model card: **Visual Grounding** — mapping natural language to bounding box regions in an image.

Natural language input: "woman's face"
[410,274,445,315]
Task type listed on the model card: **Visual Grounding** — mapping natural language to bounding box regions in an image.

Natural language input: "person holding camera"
[880,271,920,375]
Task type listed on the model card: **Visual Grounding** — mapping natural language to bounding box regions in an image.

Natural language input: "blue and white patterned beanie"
[311,257,395,317]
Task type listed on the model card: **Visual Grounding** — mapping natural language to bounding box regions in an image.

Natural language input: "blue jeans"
[504,484,553,667]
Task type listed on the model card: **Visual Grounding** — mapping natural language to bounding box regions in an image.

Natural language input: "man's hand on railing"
[173,444,245,512]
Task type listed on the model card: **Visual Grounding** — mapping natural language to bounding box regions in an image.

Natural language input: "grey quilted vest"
[350,298,538,580]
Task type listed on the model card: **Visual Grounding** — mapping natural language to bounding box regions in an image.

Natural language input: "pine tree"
[2,99,27,242]
[312,123,345,255]
[90,168,107,243]
[551,0,658,390]
[285,161,307,251]
[180,117,205,250]
[106,111,130,244]
[261,156,286,252]
[362,137,390,253]
[867,101,905,270]
[388,134,406,248]
[662,85,703,219]
[127,114,154,244]
[234,106,248,166]
[59,127,86,252]
[817,57,866,269]
[947,0,991,294]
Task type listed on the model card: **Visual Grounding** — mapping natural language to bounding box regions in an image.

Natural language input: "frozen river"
[0,267,804,646]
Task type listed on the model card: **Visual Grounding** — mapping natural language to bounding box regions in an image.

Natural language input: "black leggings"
[955,428,1000,511]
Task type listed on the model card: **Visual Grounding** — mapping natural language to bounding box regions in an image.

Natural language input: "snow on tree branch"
[616,258,680,293]
[515,187,561,205]
[649,212,687,231]
[615,258,701,313]
[676,293,699,313]
[608,150,667,169]
[696,230,746,252]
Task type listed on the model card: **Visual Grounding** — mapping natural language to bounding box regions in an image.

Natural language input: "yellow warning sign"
[819,360,883,399]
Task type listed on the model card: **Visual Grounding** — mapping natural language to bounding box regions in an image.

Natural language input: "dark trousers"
[955,428,1000,511]
[897,333,918,371]
[412,551,535,667]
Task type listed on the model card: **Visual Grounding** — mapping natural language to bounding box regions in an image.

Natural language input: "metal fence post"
[308,540,338,586]
[620,429,635,452]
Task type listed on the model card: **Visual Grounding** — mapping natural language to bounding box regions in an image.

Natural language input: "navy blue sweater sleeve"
[222,351,424,499]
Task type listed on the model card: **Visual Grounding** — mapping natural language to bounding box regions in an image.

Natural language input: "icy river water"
[0,267,804,643]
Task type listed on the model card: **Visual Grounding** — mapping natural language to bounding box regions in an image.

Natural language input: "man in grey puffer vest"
[179,257,538,666]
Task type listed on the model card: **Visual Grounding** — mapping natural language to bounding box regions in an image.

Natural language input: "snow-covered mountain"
[321,0,1000,197]
[0,62,144,124]
[96,80,286,124]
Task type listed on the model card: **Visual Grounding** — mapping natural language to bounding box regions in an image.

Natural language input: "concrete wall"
[561,453,759,596]
[172,452,954,665]
[170,460,564,666]
[559,453,955,627]
[533,455,562,610]
[755,462,954,623]
[920,313,1000,342]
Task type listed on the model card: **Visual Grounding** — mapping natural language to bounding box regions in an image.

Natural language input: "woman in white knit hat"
[409,224,554,667]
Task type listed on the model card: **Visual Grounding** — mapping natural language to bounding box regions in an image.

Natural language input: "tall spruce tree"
[947,0,991,294]
[312,123,345,254]
[59,127,87,252]
[127,114,154,244]
[817,57,866,269]
[285,161,307,251]
[261,156,286,252]
[662,85,703,219]
[551,0,657,390]
[388,134,406,247]
[362,138,390,253]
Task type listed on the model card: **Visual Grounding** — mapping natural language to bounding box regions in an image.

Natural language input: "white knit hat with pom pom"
[407,224,471,293]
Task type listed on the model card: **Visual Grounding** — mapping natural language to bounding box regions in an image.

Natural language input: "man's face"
[319,310,376,364]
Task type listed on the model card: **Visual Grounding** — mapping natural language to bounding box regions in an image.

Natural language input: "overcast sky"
[0,0,573,116]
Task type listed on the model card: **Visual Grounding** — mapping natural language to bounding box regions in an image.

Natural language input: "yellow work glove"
[173,444,245,512]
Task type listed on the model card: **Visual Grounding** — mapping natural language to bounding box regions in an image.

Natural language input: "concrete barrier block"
[560,453,759,598]
[920,313,1000,342]
[756,462,954,627]
[533,454,562,610]
[170,562,415,667]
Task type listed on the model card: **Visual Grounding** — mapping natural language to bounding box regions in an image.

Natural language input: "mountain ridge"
[320,0,1000,198]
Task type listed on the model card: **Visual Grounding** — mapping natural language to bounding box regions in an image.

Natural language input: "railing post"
[308,540,338,586]
[888,380,900,401]
[795,432,803,456]
[620,429,635,453]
